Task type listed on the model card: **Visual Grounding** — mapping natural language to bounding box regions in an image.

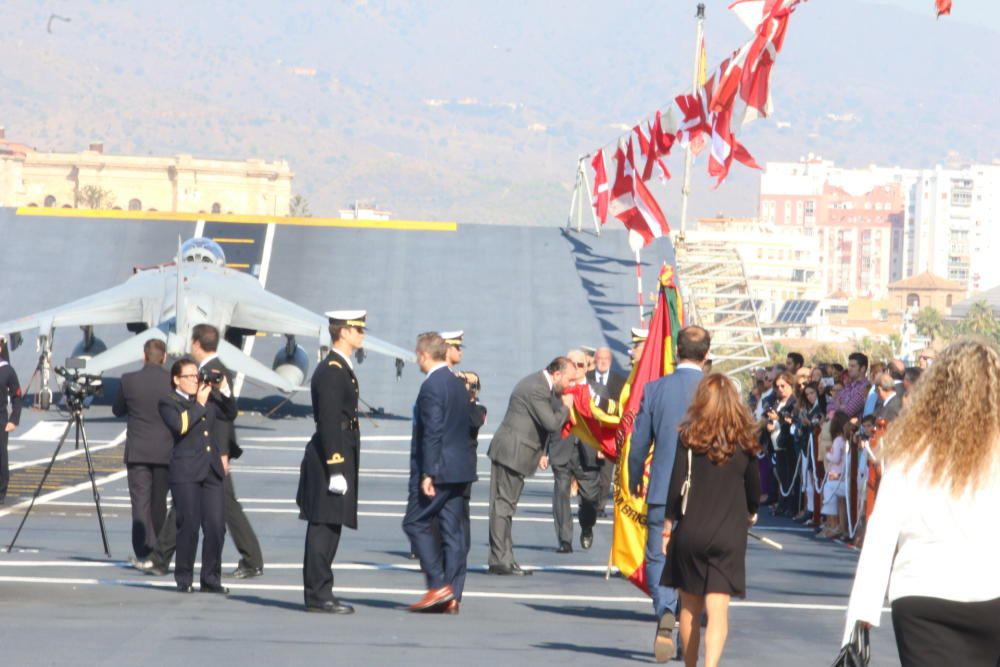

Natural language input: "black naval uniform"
[0,361,22,503]
[159,389,235,590]
[297,349,361,609]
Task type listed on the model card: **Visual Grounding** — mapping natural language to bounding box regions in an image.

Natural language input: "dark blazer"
[199,355,242,459]
[628,366,703,506]
[488,371,569,477]
[587,368,627,403]
[297,351,361,528]
[409,366,478,487]
[113,363,174,465]
[159,391,234,484]
[0,362,22,425]
[874,393,902,423]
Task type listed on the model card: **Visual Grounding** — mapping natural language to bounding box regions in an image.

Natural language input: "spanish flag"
[600,265,684,593]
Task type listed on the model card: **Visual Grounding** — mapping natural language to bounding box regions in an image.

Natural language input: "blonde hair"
[882,338,1000,496]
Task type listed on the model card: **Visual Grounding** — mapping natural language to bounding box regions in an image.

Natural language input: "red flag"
[634,123,671,183]
[728,0,802,123]
[708,103,761,186]
[675,90,711,156]
[936,0,952,16]
[609,139,670,250]
[644,113,674,182]
[590,150,609,224]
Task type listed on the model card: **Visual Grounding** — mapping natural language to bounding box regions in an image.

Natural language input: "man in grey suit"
[112,338,173,561]
[628,326,711,663]
[487,357,575,575]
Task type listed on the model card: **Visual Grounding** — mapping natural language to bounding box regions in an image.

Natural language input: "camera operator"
[765,372,799,516]
[159,356,236,593]
[0,338,22,505]
[112,339,173,561]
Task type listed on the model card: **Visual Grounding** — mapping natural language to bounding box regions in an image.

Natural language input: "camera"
[199,367,224,385]
[56,361,103,411]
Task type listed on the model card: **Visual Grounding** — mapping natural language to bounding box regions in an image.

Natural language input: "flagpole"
[568,157,584,232]
[678,3,706,244]
[636,249,644,325]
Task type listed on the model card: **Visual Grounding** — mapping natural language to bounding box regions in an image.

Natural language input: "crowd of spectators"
[745,350,928,548]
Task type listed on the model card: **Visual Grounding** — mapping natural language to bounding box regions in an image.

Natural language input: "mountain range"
[1,0,997,226]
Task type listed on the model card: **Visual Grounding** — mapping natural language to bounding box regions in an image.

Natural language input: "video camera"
[198,367,225,385]
[56,358,103,411]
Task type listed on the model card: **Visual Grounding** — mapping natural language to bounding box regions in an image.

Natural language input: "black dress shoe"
[487,564,533,576]
[556,542,573,554]
[231,565,263,579]
[200,584,230,594]
[580,528,594,550]
[306,599,355,614]
[176,584,195,593]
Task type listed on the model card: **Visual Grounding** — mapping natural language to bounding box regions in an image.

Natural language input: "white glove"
[328,474,348,495]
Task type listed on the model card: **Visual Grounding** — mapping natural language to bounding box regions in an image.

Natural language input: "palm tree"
[962,300,999,340]
[288,195,312,217]
[914,307,945,341]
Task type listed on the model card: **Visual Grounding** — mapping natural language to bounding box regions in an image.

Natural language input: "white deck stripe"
[0,470,128,519]
[9,431,126,471]
[0,574,877,611]
[232,221,274,398]
[240,434,494,443]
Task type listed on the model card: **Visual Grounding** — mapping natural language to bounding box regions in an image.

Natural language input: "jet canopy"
[180,237,226,266]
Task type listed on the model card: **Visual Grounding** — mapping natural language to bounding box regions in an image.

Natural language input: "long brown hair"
[679,374,761,464]
[882,338,1000,496]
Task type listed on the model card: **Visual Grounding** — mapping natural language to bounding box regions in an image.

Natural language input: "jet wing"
[213,274,417,363]
[83,328,169,375]
[0,276,153,338]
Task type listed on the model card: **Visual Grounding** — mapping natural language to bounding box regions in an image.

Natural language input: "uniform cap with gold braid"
[325,310,367,329]
[630,327,649,343]
[580,345,596,357]
[440,330,464,347]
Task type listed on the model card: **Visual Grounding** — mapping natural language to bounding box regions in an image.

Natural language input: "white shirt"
[425,362,449,378]
[676,362,702,373]
[331,347,354,371]
[842,453,1000,644]
[197,353,218,370]
[542,370,554,391]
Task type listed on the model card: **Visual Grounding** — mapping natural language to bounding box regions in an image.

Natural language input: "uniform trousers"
[488,461,525,568]
[644,503,678,619]
[0,426,9,500]
[126,463,169,559]
[551,451,599,545]
[172,470,225,588]
[303,522,342,607]
[403,482,469,596]
[151,473,263,570]
[891,595,1000,667]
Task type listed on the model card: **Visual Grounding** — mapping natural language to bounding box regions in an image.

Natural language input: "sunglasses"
[574,362,586,368]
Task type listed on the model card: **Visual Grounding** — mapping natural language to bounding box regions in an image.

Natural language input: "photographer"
[794,382,825,524]
[159,356,236,593]
[765,372,798,517]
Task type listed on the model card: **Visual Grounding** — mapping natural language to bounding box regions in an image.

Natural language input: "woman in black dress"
[661,374,761,667]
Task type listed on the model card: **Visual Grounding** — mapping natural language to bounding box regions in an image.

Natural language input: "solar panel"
[775,299,819,324]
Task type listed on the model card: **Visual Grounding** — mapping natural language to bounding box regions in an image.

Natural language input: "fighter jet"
[0,237,415,407]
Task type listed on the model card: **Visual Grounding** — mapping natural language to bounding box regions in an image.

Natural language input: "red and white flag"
[633,123,671,183]
[675,89,711,155]
[708,102,761,186]
[936,0,952,17]
[609,138,670,251]
[591,150,609,224]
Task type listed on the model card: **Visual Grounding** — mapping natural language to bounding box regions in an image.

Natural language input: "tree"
[289,195,312,217]
[961,300,999,340]
[914,307,945,341]
[75,185,115,209]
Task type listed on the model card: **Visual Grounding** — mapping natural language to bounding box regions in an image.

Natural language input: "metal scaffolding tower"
[674,239,770,375]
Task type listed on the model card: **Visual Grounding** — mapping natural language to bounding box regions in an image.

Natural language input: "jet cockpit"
[180,237,226,266]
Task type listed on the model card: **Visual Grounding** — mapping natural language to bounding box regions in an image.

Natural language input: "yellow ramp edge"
[15,207,457,232]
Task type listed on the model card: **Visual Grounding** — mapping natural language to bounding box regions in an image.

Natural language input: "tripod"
[6,403,111,557]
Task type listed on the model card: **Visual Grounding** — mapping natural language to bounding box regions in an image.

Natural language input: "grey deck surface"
[0,209,899,665]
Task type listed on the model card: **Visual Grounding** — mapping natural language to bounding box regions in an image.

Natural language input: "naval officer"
[297,310,366,614]
[158,357,236,593]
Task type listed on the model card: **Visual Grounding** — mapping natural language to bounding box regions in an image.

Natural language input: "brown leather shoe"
[409,585,455,612]
[442,599,460,615]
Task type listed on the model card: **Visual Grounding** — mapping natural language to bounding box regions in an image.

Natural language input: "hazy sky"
[863,0,999,31]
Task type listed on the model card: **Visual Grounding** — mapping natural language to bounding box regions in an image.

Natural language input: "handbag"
[680,448,693,516]
[830,622,870,667]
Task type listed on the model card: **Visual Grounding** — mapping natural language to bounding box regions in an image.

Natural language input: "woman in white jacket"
[842,338,1000,665]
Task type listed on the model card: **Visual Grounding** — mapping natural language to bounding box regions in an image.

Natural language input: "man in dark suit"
[548,349,601,553]
[873,372,902,422]
[587,346,627,517]
[159,357,236,594]
[628,326,711,663]
[403,332,479,614]
[296,310,367,614]
[0,337,22,505]
[112,339,173,561]
[487,356,574,575]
